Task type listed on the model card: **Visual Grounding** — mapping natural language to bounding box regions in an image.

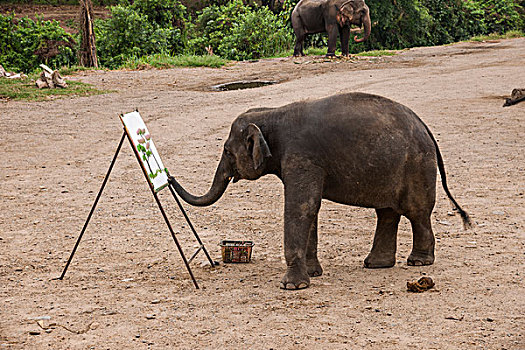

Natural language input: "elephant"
[168,92,471,290]
[291,0,371,57]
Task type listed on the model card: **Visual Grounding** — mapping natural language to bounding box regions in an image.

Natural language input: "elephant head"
[169,120,272,207]
[337,0,371,43]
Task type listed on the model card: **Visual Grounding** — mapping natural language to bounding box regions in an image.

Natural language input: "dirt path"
[1,38,524,349]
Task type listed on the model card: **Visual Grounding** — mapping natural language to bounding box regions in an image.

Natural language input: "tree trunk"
[79,0,98,68]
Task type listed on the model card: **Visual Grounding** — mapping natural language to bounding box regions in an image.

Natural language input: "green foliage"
[421,0,486,44]
[95,0,187,68]
[187,0,292,60]
[471,0,524,34]
[0,14,76,73]
[2,0,524,72]
[218,6,293,60]
[187,0,251,55]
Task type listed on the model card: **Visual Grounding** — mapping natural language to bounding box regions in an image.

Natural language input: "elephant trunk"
[170,153,231,207]
[354,10,371,43]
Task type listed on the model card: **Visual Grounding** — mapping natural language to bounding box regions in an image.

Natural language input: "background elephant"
[169,92,471,290]
[292,0,371,57]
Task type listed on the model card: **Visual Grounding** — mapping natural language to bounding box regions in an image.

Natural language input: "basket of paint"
[219,240,254,263]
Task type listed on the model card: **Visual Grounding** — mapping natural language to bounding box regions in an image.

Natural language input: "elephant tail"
[420,119,473,230]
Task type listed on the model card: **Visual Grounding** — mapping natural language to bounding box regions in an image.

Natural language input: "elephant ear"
[245,123,271,170]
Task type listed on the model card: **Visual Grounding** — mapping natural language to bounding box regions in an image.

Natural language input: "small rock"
[151,299,160,304]
[486,317,494,322]
[492,210,505,215]
[35,316,51,320]
[29,331,41,335]
[121,278,134,282]
[146,314,156,320]
[438,220,452,226]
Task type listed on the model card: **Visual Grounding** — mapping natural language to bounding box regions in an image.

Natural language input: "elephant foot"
[306,259,323,277]
[325,53,336,58]
[363,253,395,269]
[280,266,310,290]
[407,251,434,266]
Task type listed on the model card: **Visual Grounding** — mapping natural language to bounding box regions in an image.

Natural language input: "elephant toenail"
[297,282,308,289]
[279,282,286,289]
[286,283,296,290]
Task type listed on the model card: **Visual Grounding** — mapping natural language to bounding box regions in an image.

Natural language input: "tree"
[79,0,98,67]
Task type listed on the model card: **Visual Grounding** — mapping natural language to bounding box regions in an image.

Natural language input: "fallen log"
[35,64,67,89]
[503,88,525,107]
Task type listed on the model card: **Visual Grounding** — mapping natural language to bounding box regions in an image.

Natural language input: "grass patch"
[470,30,523,42]
[58,65,102,76]
[355,49,398,57]
[120,54,229,70]
[0,75,108,102]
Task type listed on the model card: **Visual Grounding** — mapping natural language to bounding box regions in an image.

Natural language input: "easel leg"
[57,132,127,280]
[168,184,215,267]
[124,132,200,289]
[151,191,200,289]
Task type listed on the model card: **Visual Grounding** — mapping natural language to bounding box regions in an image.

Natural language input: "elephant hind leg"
[293,30,306,56]
[364,208,400,268]
[406,213,435,266]
[292,14,306,56]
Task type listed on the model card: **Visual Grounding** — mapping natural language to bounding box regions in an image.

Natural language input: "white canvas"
[120,111,169,192]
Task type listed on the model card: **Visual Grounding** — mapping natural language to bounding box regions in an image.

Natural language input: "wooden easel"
[57,111,214,289]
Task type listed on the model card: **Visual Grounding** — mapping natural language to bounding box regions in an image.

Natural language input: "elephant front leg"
[306,213,323,277]
[339,26,350,56]
[326,24,338,57]
[280,167,324,290]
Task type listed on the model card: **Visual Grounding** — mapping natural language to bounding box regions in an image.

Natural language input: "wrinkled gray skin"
[169,93,471,290]
[291,0,371,57]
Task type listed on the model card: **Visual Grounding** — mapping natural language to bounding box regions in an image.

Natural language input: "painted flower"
[145,142,150,149]
[138,137,145,144]
[144,133,151,140]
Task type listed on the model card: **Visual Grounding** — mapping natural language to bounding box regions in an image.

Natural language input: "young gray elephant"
[292,0,371,57]
[169,92,471,290]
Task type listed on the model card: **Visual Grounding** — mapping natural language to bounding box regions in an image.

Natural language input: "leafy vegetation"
[0,13,76,73]
[0,0,523,73]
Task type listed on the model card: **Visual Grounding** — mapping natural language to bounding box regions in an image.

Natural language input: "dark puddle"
[211,80,277,91]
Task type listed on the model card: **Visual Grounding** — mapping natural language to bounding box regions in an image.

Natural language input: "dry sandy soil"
[1,38,524,349]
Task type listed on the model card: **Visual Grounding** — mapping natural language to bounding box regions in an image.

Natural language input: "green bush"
[187,0,292,60]
[472,0,524,34]
[95,2,186,68]
[218,6,293,59]
[187,0,251,55]
[0,14,76,73]
[421,0,486,44]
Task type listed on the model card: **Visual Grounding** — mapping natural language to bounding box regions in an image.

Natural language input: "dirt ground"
[0,4,109,33]
[1,38,524,349]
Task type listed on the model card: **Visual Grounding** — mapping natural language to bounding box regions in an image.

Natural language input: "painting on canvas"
[120,111,169,192]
